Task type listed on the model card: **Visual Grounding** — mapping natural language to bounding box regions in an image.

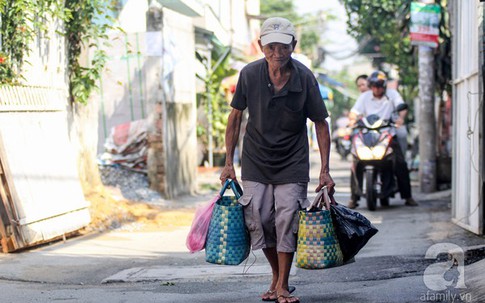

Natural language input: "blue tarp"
[319,83,333,100]
[317,73,344,88]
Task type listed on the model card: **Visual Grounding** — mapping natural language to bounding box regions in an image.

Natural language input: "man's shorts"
[239,181,310,253]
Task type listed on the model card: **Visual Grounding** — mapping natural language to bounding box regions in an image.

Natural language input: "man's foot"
[348,200,359,209]
[261,289,276,301]
[262,286,295,301]
[277,293,300,303]
[405,198,418,206]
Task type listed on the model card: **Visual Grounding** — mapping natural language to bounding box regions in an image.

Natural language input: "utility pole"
[418,45,437,192]
[411,0,439,193]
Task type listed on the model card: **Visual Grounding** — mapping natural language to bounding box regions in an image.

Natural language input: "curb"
[449,244,485,265]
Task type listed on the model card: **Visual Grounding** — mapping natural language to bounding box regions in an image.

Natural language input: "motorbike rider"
[355,74,369,93]
[347,71,418,208]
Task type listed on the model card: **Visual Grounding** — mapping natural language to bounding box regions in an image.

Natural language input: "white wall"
[194,0,259,51]
[451,0,483,235]
[118,0,149,33]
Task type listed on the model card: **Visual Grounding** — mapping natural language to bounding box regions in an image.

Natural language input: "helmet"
[367,71,387,88]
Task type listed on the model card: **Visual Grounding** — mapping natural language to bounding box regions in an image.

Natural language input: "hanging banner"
[410,2,441,48]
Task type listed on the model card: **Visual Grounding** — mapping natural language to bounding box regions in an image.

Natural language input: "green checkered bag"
[296,187,344,269]
[205,179,250,265]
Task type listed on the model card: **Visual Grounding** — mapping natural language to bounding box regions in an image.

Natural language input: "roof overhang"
[157,0,203,17]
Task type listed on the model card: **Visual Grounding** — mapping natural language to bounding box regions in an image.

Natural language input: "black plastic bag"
[330,204,378,262]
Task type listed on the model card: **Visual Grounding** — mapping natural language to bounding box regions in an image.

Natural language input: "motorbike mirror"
[396,103,408,112]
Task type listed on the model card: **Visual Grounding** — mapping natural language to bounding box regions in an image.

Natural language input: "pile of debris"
[97,119,164,203]
[99,119,148,172]
[99,165,163,203]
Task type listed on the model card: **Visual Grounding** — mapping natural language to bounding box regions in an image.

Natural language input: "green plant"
[0,0,65,83]
[0,0,115,104]
[64,0,116,104]
[196,41,238,150]
[340,0,451,107]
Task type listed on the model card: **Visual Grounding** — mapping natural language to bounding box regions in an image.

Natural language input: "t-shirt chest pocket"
[276,98,305,133]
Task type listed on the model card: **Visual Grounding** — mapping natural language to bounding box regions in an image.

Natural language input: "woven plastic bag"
[330,203,378,262]
[205,179,250,265]
[186,194,220,253]
[296,187,344,269]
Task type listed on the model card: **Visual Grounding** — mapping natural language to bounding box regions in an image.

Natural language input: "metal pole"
[207,43,213,167]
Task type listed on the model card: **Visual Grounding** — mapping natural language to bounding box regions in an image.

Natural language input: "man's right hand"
[219,164,237,185]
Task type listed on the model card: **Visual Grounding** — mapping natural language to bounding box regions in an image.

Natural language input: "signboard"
[410,2,441,48]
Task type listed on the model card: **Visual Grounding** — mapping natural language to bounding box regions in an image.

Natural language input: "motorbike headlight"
[355,137,373,160]
[357,146,374,160]
[371,137,391,160]
[355,135,391,160]
[372,145,387,159]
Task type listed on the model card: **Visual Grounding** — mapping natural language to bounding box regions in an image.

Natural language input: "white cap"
[260,17,296,46]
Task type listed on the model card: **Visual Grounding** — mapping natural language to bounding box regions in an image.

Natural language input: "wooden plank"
[0,163,19,252]
[0,134,25,250]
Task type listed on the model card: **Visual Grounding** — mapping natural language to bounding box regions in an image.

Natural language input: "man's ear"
[258,39,263,51]
[292,39,298,49]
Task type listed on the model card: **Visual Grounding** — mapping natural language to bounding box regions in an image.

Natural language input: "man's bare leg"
[261,247,279,300]
[275,252,299,302]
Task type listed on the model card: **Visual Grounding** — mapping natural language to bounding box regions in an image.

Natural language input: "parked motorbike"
[350,104,408,211]
[334,126,352,160]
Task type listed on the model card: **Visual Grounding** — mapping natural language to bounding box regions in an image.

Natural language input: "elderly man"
[219,17,335,303]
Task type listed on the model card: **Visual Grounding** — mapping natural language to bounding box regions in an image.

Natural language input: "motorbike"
[350,104,408,211]
[334,126,352,160]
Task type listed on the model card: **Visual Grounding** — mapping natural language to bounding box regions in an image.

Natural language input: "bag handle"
[322,186,331,210]
[219,179,243,199]
[307,186,331,211]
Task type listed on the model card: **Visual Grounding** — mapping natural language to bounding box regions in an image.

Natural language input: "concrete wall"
[155,9,198,198]
[194,0,260,52]
[95,1,197,198]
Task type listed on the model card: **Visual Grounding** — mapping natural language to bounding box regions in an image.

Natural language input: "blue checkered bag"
[205,179,250,265]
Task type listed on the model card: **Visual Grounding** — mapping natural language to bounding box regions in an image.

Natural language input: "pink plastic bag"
[186,194,220,253]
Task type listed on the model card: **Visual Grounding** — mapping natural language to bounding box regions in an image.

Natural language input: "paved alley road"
[0,149,483,303]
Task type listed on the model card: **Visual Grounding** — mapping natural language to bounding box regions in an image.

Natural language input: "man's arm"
[348,94,365,126]
[219,108,243,184]
[392,90,407,128]
[395,109,408,128]
[314,119,336,199]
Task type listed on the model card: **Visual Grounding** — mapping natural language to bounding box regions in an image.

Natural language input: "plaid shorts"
[239,181,310,253]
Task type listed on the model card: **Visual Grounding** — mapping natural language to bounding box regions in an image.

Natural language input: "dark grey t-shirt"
[231,58,328,184]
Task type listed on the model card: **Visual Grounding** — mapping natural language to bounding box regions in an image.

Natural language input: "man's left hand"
[316,172,336,204]
[395,116,404,128]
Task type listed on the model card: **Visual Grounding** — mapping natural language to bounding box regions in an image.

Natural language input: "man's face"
[259,41,296,68]
[356,78,369,93]
[370,84,385,98]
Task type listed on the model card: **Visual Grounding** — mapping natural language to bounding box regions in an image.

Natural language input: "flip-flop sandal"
[277,294,300,303]
[261,286,296,301]
[261,289,276,301]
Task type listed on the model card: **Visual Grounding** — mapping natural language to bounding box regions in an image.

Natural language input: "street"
[0,149,483,303]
